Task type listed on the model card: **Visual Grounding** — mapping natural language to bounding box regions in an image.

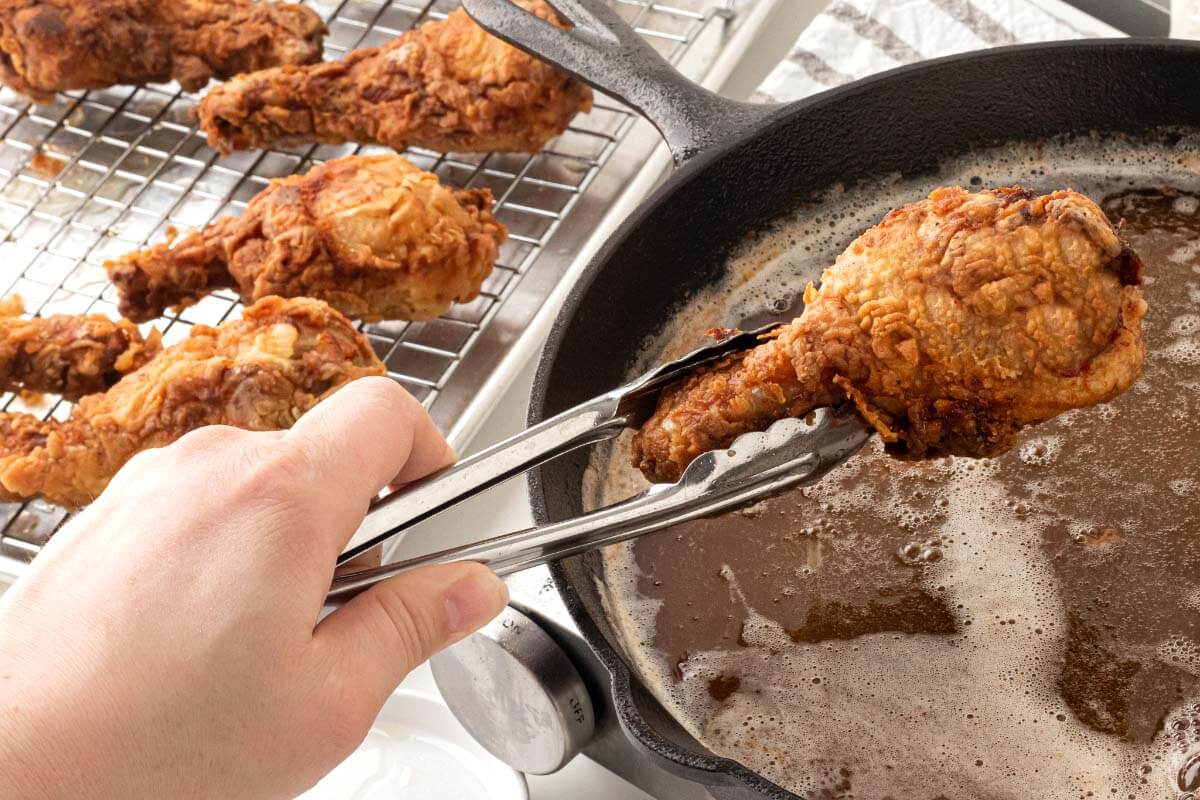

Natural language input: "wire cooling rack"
[0,0,756,573]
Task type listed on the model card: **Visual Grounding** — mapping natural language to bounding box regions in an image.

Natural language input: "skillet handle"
[461,0,779,163]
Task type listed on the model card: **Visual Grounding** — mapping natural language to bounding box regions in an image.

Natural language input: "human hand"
[0,377,508,799]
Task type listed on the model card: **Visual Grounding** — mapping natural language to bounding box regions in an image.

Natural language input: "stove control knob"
[431,605,595,775]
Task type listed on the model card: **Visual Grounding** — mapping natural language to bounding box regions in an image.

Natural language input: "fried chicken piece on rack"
[105,154,506,323]
[0,0,326,103]
[197,1,592,155]
[0,296,161,400]
[0,296,384,507]
[633,187,1148,482]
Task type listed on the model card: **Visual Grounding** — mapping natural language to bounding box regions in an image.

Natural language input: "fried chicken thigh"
[634,187,1148,482]
[106,154,506,323]
[0,296,384,507]
[197,2,592,155]
[0,0,326,102]
[0,296,161,400]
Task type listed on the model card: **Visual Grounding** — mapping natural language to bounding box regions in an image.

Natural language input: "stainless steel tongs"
[328,326,872,602]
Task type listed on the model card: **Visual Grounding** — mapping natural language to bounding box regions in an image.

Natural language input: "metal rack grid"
[0,0,751,570]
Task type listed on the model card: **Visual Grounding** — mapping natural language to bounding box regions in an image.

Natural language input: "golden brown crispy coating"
[0,296,384,507]
[0,0,326,102]
[634,187,1147,482]
[197,2,592,155]
[0,295,161,400]
[105,154,506,323]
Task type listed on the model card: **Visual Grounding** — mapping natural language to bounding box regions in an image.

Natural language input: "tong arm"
[339,393,630,564]
[339,323,786,565]
[329,411,871,602]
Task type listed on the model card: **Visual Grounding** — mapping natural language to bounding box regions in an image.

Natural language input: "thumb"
[315,562,507,705]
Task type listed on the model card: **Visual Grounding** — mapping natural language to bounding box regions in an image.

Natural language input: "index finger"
[283,376,455,557]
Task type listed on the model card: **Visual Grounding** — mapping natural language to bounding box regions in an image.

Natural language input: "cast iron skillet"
[463,2,1200,796]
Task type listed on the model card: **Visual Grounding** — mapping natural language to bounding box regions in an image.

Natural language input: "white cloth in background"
[756,0,1121,103]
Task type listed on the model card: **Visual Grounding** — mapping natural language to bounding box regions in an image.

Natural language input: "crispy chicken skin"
[0,296,161,400]
[105,154,506,323]
[634,187,1148,482]
[197,1,592,155]
[0,0,326,103]
[0,296,384,507]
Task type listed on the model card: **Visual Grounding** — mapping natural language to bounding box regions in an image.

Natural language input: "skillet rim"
[525,36,1200,796]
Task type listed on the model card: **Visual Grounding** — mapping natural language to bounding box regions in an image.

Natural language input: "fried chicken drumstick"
[197,1,592,155]
[0,0,326,102]
[0,296,384,507]
[106,154,506,323]
[0,297,161,400]
[634,187,1148,482]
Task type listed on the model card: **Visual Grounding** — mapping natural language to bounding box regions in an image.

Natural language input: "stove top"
[425,4,1177,796]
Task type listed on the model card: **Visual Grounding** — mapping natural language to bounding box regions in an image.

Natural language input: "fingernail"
[444,568,508,635]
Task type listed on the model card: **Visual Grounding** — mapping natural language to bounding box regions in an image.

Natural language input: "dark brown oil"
[609,185,1200,799]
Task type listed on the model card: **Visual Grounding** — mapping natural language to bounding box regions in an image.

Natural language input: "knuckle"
[218,438,335,549]
[230,438,316,503]
[116,445,164,476]
[172,424,245,455]
[354,374,409,407]
[350,376,419,426]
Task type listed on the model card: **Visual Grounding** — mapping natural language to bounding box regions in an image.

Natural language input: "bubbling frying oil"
[587,132,1200,799]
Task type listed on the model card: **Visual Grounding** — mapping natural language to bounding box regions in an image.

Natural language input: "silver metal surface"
[328,411,872,599]
[503,566,722,798]
[0,0,765,578]
[343,392,632,564]
[430,605,596,774]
